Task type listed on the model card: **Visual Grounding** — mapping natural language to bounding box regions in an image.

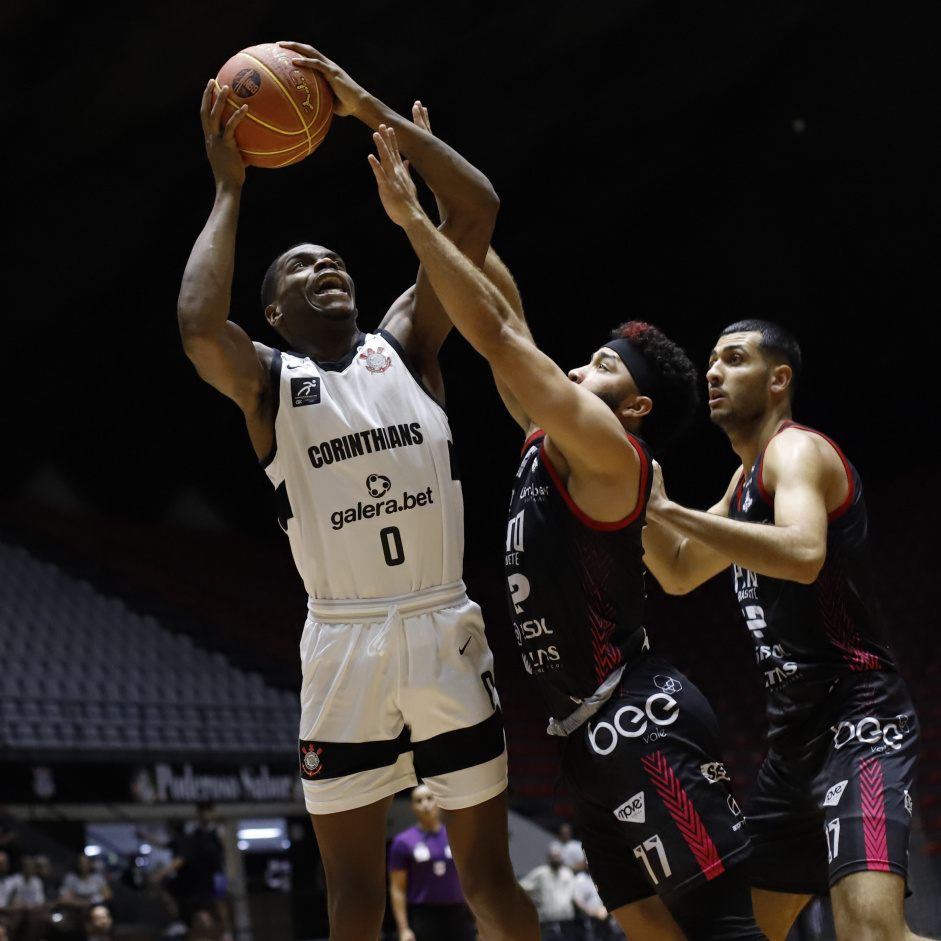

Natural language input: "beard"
[597,388,624,413]
[709,387,767,435]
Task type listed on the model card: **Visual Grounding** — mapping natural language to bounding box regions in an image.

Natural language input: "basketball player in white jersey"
[178,43,538,941]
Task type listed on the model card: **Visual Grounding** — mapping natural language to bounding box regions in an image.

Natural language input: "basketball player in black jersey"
[642,321,930,941]
[178,46,539,941]
[369,126,767,941]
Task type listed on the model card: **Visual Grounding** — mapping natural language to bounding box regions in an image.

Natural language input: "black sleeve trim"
[259,349,282,470]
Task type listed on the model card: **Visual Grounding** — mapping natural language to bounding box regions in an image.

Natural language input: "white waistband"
[307,581,467,624]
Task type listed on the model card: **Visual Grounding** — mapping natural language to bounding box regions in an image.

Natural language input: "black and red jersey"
[728,421,896,743]
[503,430,651,721]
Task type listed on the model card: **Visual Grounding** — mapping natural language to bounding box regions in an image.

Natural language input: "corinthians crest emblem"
[359,346,392,373]
[300,743,324,778]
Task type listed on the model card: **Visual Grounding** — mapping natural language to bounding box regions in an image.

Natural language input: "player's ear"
[769,364,793,395]
[620,395,653,420]
[265,304,282,328]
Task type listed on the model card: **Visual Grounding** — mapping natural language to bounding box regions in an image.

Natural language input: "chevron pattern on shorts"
[859,756,891,871]
[641,750,725,880]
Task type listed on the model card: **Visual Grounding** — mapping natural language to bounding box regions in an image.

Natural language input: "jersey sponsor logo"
[521,645,561,674]
[291,376,321,406]
[613,791,646,823]
[518,481,549,502]
[307,422,424,469]
[506,510,525,550]
[514,617,553,644]
[831,714,911,753]
[823,779,849,807]
[733,566,760,604]
[654,675,682,695]
[762,661,798,688]
[300,744,324,778]
[358,346,392,373]
[413,842,431,862]
[700,762,730,784]
[330,487,435,531]
[754,643,800,688]
[366,474,391,497]
[587,694,680,755]
[755,643,789,663]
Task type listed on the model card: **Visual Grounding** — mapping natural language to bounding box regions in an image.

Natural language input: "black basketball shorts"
[561,654,752,910]
[745,670,919,895]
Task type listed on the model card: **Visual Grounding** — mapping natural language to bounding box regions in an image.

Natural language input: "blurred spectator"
[58,852,112,936]
[0,851,19,938]
[0,813,19,871]
[165,804,229,935]
[557,824,583,871]
[84,904,114,941]
[387,785,475,941]
[5,856,52,941]
[59,853,112,908]
[567,847,623,941]
[519,842,577,941]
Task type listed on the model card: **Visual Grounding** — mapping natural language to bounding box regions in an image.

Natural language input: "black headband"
[606,337,658,399]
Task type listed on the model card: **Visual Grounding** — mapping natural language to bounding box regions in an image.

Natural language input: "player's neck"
[729,409,792,473]
[292,323,362,363]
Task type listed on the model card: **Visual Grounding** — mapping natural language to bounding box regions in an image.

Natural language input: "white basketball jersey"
[262,331,465,600]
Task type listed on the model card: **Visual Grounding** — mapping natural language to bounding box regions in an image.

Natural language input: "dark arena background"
[2,2,939,939]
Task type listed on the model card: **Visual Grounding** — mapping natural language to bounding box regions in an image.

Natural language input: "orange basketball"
[213,42,333,168]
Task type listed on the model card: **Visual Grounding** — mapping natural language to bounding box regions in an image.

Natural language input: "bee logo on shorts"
[300,743,324,778]
[359,347,392,373]
[654,675,683,695]
[366,474,392,497]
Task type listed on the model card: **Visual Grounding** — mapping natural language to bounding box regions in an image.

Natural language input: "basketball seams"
[242,52,313,153]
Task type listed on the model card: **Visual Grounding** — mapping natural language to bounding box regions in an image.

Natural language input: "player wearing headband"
[367,124,768,941]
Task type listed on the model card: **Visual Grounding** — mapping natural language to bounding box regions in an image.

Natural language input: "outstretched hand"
[200,80,248,186]
[368,125,426,229]
[278,41,367,117]
[410,101,447,222]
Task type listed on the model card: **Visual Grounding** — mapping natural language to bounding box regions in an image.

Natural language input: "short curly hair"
[609,321,700,452]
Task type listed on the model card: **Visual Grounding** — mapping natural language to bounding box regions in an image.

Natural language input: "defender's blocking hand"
[368,125,426,229]
[646,460,671,521]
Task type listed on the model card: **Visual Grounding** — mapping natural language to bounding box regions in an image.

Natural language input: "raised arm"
[177,82,274,459]
[368,126,640,522]
[642,464,738,594]
[646,429,841,585]
[279,45,498,367]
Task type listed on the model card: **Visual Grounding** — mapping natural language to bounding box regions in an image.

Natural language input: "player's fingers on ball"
[208,85,230,129]
[200,81,215,124]
[224,105,249,139]
[277,40,315,55]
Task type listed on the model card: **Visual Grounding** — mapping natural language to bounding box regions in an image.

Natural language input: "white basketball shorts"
[297,581,508,815]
